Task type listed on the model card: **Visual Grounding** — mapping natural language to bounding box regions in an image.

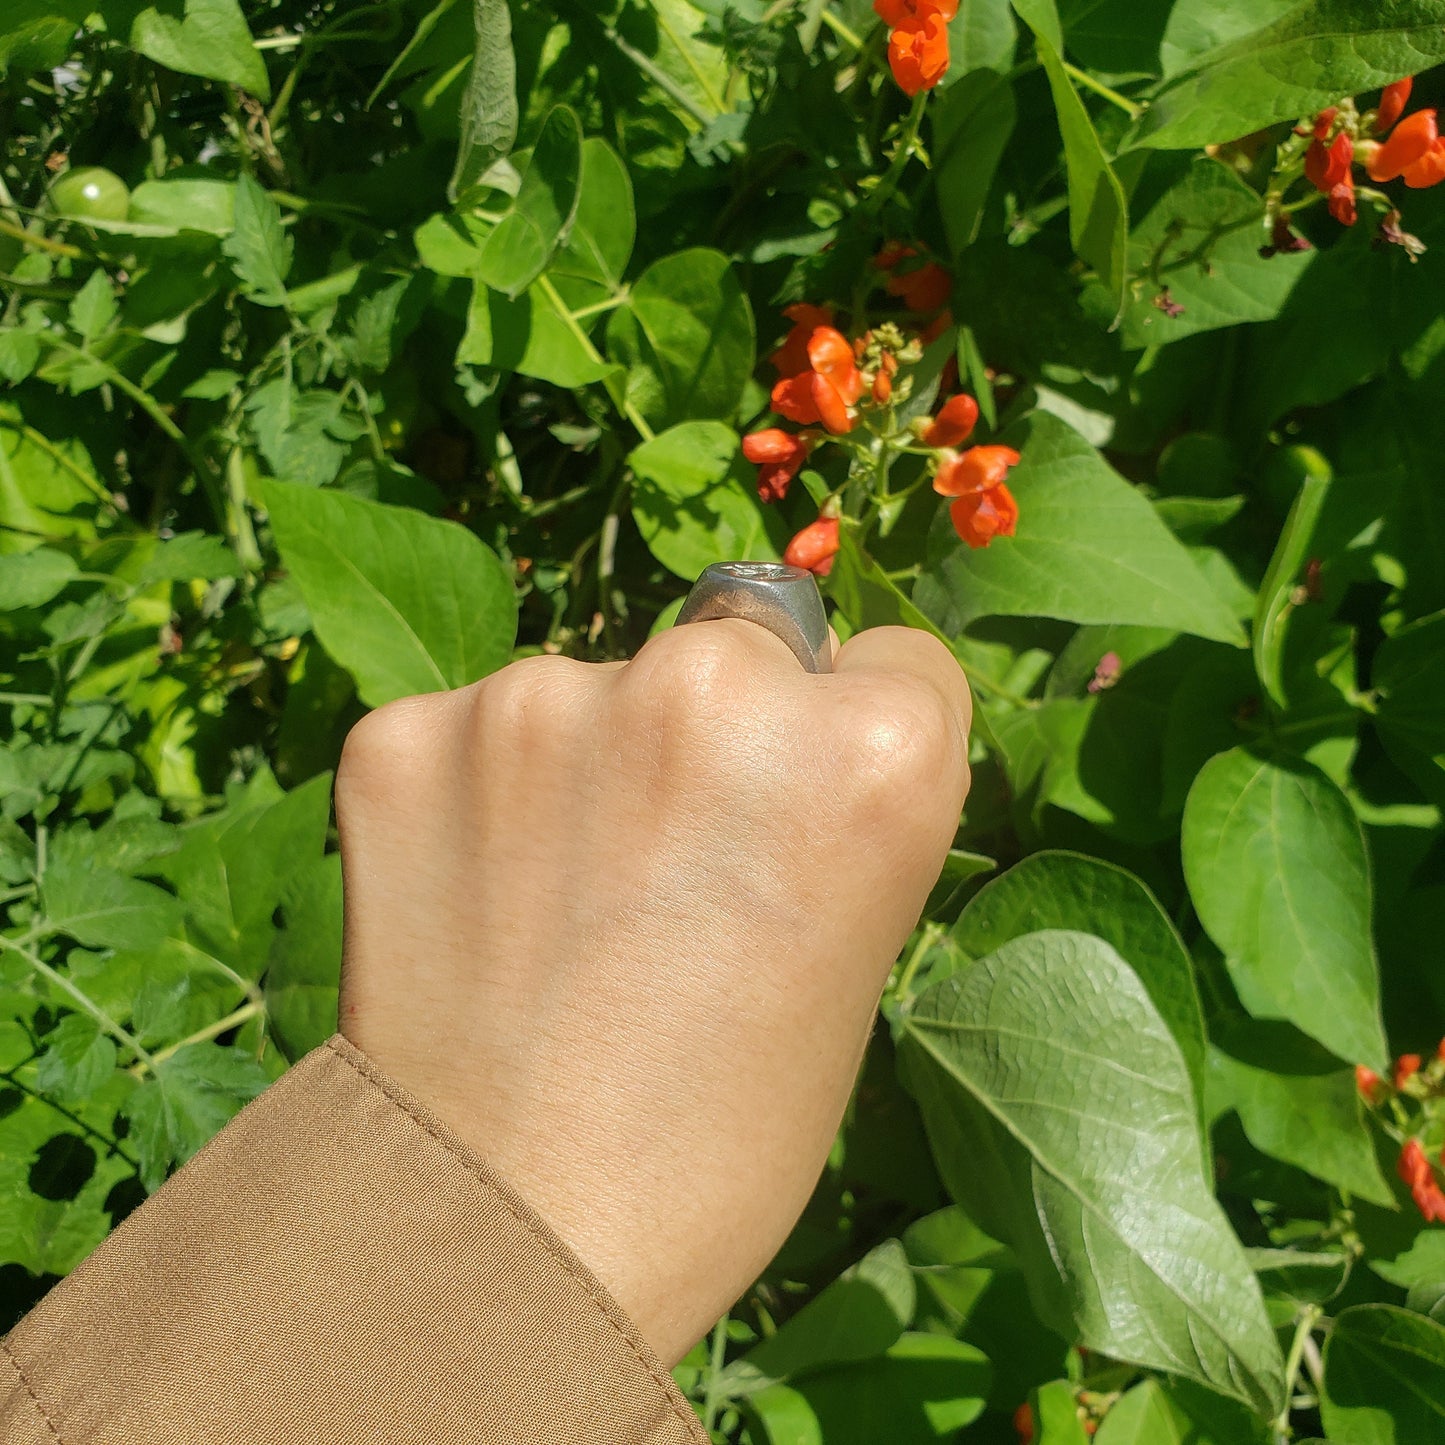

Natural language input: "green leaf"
[124,0,269,99]
[945,0,1017,74]
[459,282,620,388]
[628,421,783,581]
[1113,160,1312,350]
[126,1041,269,1191]
[261,480,518,707]
[1207,1020,1393,1205]
[917,413,1247,644]
[1254,460,1330,709]
[1158,0,1297,75]
[723,1240,915,1397]
[476,106,583,299]
[548,136,635,309]
[934,69,1016,257]
[155,772,332,978]
[943,851,1209,1160]
[744,1334,990,1445]
[1373,612,1445,785]
[1181,749,1387,1070]
[450,0,518,202]
[1322,1304,1445,1444]
[1034,1378,1090,1443]
[606,248,755,429]
[67,268,117,342]
[35,1014,118,1100]
[40,858,184,950]
[1371,1233,1445,1319]
[0,547,77,609]
[1094,1380,1188,1445]
[221,175,292,307]
[1133,0,1445,149]
[127,177,236,235]
[1057,0,1173,74]
[264,852,342,1061]
[901,931,1284,1414]
[0,2,92,74]
[1012,0,1128,316]
[135,530,246,584]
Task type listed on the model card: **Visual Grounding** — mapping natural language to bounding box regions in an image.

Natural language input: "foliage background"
[3,0,1445,1441]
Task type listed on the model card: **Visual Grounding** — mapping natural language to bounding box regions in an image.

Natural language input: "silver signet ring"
[675,562,832,674]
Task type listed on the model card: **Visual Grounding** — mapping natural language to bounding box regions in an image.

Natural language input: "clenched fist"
[334,618,971,1365]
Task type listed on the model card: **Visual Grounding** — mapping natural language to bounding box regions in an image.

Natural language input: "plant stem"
[0,216,82,258]
[861,90,928,220]
[0,934,156,1071]
[700,1312,730,1432]
[819,8,865,51]
[1273,1304,1322,1439]
[129,1001,264,1078]
[1061,61,1141,118]
[894,921,944,1001]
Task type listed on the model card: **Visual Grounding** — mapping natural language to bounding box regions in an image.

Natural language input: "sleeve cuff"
[5,1035,706,1445]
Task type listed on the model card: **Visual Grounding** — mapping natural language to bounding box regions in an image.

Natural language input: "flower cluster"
[1302,77,1445,230]
[742,284,1021,576]
[875,0,955,97]
[1358,1041,1445,1223]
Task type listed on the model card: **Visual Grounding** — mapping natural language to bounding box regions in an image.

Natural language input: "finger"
[623,613,818,689]
[832,626,973,739]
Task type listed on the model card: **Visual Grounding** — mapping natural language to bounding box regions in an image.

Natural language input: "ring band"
[675,562,832,674]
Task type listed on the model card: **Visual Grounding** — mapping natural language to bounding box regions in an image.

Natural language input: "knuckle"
[625,622,757,718]
[335,694,441,809]
[463,654,589,744]
[838,677,967,803]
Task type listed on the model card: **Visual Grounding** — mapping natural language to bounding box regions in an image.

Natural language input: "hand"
[333,619,971,1365]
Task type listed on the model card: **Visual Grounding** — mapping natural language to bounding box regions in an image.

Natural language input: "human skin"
[334,618,972,1366]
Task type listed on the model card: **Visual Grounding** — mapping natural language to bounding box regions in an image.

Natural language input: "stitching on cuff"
[2,1339,64,1444]
[322,1037,707,1444]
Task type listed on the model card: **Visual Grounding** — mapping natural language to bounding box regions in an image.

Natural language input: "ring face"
[675,561,832,673]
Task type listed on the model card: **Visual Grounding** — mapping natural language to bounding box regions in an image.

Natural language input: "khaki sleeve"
[1,1035,707,1445]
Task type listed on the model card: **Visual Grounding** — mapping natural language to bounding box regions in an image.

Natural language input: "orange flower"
[784,516,840,576]
[1398,1138,1445,1223]
[872,240,917,271]
[1305,131,1353,192]
[1395,1053,1422,1090]
[887,260,953,311]
[922,393,979,448]
[771,326,864,434]
[742,428,812,503]
[768,303,834,376]
[1377,77,1413,134]
[1013,1401,1035,1444]
[933,444,1020,497]
[1311,106,1339,140]
[1356,1064,1389,1106]
[1367,108,1438,181]
[1403,139,1445,188]
[888,11,950,97]
[950,483,1018,548]
[1328,179,1357,226]
[874,0,958,22]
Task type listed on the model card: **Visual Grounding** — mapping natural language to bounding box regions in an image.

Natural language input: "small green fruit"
[50,166,131,223]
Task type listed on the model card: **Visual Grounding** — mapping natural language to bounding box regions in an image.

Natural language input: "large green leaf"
[917,413,1247,644]
[1322,1305,1445,1443]
[221,175,292,308]
[260,480,518,707]
[155,772,332,978]
[40,860,184,951]
[547,137,635,310]
[1,2,92,73]
[1373,612,1445,786]
[449,0,517,201]
[606,248,755,429]
[459,283,619,388]
[0,548,77,609]
[934,69,1016,257]
[744,1334,990,1445]
[123,0,269,98]
[628,421,783,581]
[901,931,1284,1414]
[1158,0,1296,75]
[1207,1020,1393,1205]
[1093,1377,1271,1444]
[722,1239,915,1396]
[1012,0,1128,316]
[1057,0,1172,74]
[263,852,342,1061]
[1181,749,1387,1070]
[1133,0,1445,149]
[475,105,582,299]
[126,1041,269,1191]
[942,851,1209,1157]
[1113,159,1312,350]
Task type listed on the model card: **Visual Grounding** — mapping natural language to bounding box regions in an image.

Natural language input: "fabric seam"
[321,1038,706,1444]
[2,1338,64,1444]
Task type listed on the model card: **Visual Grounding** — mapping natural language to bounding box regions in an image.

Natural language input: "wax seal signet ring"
[675,562,832,674]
